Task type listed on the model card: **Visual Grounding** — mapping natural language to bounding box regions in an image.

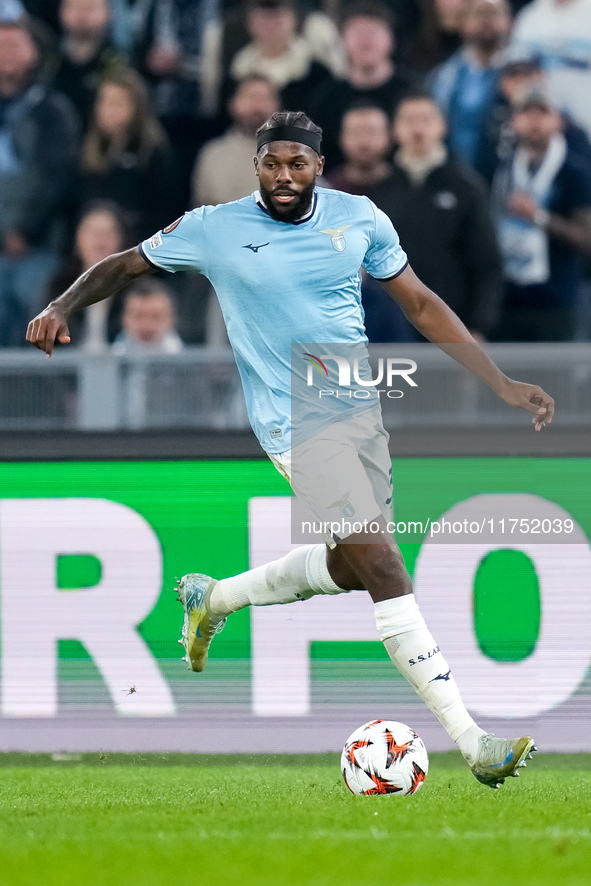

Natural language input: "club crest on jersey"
[328,491,355,517]
[320,225,351,252]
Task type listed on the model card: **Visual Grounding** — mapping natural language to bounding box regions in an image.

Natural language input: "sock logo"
[428,669,451,683]
[408,645,440,666]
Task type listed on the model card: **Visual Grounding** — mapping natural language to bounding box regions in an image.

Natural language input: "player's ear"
[317,155,325,175]
[254,155,260,176]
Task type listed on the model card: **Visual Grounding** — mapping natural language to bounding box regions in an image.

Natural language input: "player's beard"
[259,180,316,223]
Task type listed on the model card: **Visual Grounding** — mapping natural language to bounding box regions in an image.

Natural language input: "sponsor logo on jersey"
[149,232,163,249]
[243,242,270,253]
[320,225,351,252]
[163,217,182,234]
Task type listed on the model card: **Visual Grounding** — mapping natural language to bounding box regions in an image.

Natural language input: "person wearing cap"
[479,48,591,180]
[492,88,591,341]
[28,109,553,789]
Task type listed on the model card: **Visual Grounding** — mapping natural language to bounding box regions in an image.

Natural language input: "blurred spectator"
[327,104,392,194]
[299,5,347,78]
[48,201,129,349]
[324,101,408,343]
[140,0,223,199]
[402,0,463,74]
[309,0,416,170]
[220,1,345,93]
[22,1,60,32]
[107,0,157,55]
[79,68,181,241]
[50,0,125,127]
[0,0,24,21]
[512,0,591,141]
[480,48,591,179]
[224,0,333,114]
[492,88,591,341]
[430,0,512,177]
[370,93,503,339]
[192,75,279,206]
[112,278,184,354]
[0,19,79,347]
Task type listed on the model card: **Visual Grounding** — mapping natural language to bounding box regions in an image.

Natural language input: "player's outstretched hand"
[499,379,554,431]
[26,306,71,358]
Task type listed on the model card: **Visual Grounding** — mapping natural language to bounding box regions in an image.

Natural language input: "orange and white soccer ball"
[341,719,429,796]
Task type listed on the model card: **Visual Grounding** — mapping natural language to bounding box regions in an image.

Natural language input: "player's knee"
[347,542,407,586]
[326,545,364,591]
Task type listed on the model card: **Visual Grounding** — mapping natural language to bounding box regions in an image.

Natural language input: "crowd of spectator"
[1,0,590,351]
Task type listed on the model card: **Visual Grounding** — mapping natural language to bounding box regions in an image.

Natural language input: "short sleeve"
[139,209,208,274]
[362,200,408,281]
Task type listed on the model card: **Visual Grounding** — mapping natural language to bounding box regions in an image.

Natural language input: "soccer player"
[27,111,553,788]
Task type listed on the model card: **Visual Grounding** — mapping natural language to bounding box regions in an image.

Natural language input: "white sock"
[375,595,485,760]
[208,544,348,616]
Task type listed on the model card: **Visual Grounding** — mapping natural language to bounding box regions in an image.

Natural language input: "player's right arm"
[26,247,152,356]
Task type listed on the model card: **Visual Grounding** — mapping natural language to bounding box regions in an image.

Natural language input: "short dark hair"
[340,102,390,132]
[77,199,130,241]
[256,110,322,150]
[343,100,390,116]
[123,277,175,305]
[339,0,396,33]
[394,91,440,116]
[247,0,294,10]
[229,74,278,103]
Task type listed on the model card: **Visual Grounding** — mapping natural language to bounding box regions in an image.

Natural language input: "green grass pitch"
[0,753,590,886]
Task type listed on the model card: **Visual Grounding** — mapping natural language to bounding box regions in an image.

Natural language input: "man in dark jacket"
[0,19,79,346]
[308,1,416,172]
[370,93,503,339]
[50,0,125,128]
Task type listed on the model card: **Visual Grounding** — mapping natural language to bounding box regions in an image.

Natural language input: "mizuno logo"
[429,669,451,683]
[242,242,270,253]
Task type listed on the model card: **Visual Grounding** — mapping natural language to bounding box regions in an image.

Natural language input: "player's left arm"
[380,265,554,431]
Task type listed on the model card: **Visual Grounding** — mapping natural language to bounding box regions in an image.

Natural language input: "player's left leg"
[176,430,370,672]
[176,542,354,672]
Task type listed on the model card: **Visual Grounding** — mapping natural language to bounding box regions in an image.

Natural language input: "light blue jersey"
[140,187,408,453]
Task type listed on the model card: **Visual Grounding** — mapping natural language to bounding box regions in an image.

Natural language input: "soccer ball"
[341,719,429,796]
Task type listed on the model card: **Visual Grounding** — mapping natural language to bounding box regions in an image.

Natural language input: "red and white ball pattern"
[341,719,429,796]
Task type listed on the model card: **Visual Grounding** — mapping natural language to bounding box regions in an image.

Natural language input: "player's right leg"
[332,527,536,788]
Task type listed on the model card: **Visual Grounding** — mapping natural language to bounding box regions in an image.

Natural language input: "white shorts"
[269,407,393,546]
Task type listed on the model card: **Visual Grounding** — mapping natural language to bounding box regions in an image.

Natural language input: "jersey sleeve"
[362,200,408,281]
[139,209,209,274]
